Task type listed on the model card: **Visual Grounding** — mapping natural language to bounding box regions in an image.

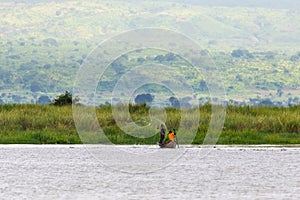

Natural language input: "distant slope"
[0,0,299,105]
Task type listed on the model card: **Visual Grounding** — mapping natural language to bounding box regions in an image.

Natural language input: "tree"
[154,55,164,62]
[277,89,283,97]
[37,95,51,105]
[12,95,21,103]
[51,91,78,106]
[164,53,176,61]
[42,38,58,47]
[199,80,208,91]
[111,61,125,74]
[134,93,154,105]
[30,82,42,92]
[260,98,274,106]
[231,49,244,58]
[231,49,253,58]
[169,96,180,108]
[137,57,145,63]
[43,63,51,69]
[290,55,299,62]
[56,10,61,16]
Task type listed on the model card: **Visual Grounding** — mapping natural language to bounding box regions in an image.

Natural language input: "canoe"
[159,140,177,148]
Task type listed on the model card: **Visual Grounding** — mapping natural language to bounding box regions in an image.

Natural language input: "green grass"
[0,130,80,144]
[0,104,80,144]
[0,104,299,144]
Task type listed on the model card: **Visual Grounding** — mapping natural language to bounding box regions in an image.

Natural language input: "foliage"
[37,95,51,105]
[51,91,78,106]
[0,104,299,144]
[169,96,180,108]
[231,49,253,58]
[134,93,154,105]
[0,1,299,105]
[0,104,80,144]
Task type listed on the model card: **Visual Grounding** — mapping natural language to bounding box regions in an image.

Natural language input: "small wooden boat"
[159,139,177,148]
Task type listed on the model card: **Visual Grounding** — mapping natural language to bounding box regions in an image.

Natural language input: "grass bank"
[0,104,299,144]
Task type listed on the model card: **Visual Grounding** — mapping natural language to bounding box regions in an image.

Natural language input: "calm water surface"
[0,145,299,199]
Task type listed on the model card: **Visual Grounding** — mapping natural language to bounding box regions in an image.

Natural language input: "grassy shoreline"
[0,104,299,144]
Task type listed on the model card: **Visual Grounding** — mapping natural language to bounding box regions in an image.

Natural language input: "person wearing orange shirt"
[164,129,176,143]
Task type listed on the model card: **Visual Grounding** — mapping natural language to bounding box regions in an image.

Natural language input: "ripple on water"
[0,145,299,199]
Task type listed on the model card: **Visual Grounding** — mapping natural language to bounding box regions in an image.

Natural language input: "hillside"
[0,0,299,105]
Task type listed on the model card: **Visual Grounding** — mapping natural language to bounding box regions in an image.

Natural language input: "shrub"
[51,91,78,106]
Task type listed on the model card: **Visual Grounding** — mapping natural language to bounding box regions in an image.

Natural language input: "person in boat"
[164,129,176,144]
[159,124,165,145]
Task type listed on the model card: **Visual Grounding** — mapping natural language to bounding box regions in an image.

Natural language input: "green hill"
[0,0,299,105]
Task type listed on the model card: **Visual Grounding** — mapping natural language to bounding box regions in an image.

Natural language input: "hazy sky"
[124,0,300,9]
[2,0,300,9]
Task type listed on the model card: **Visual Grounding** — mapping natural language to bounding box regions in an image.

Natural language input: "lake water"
[0,145,299,199]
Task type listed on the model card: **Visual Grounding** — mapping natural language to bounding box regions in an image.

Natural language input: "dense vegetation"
[0,0,299,106]
[0,104,298,144]
[0,1,299,144]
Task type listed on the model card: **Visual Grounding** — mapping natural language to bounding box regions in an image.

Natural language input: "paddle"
[173,129,179,148]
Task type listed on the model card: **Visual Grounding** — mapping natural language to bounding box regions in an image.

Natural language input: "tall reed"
[0,104,299,144]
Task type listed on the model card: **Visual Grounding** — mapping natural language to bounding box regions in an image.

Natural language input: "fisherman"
[164,129,176,143]
[159,124,165,144]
